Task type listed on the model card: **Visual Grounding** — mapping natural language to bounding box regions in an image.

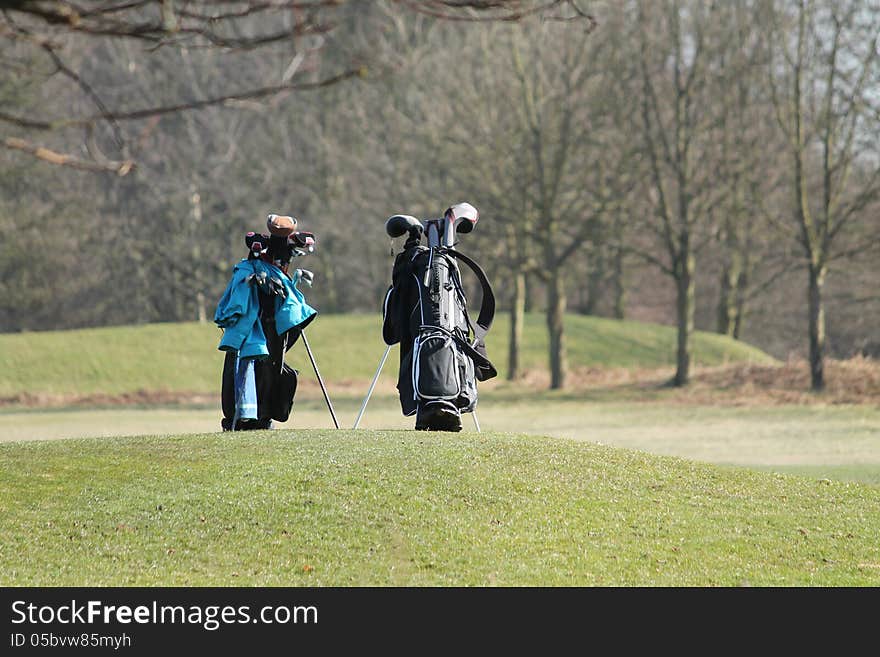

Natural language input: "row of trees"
[1,0,878,391]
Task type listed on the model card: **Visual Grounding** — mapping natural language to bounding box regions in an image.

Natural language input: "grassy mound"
[0,314,774,397]
[1,430,876,586]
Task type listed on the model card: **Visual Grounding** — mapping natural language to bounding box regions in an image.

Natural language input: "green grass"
[501,313,774,371]
[1,316,870,586]
[0,322,223,397]
[0,314,774,397]
[4,399,878,484]
[1,430,878,586]
[750,465,880,487]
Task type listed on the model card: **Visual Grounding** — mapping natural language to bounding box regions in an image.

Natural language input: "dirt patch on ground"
[3,358,877,409]
[0,390,218,408]
[0,378,377,409]
[685,357,880,404]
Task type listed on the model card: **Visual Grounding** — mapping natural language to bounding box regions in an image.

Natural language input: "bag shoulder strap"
[447,249,496,342]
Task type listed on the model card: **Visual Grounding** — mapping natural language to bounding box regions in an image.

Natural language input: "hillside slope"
[0,314,774,397]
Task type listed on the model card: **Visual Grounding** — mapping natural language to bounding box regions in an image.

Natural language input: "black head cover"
[289,231,316,252]
[386,214,424,238]
[245,232,270,257]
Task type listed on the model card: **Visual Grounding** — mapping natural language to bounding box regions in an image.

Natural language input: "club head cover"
[289,231,316,253]
[267,213,298,237]
[445,202,478,234]
[245,232,269,257]
[386,214,423,238]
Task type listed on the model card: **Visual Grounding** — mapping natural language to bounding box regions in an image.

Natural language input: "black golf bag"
[382,233,497,431]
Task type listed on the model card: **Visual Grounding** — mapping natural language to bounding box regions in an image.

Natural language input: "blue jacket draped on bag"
[214,259,317,359]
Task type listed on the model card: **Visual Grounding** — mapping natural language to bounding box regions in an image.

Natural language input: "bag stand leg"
[301,330,340,429]
[353,344,392,429]
[472,409,481,433]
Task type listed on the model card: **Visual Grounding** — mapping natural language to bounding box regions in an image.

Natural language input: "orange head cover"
[266,213,297,237]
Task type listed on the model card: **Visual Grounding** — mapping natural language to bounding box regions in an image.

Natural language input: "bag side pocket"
[270,363,298,422]
[413,329,460,401]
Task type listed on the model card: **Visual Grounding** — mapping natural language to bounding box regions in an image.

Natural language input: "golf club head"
[386,214,424,239]
[445,202,478,234]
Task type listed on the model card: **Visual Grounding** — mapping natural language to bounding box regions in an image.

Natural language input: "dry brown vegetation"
[4,357,877,409]
[509,357,880,406]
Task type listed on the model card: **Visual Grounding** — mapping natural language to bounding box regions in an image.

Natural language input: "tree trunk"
[808,263,826,391]
[583,245,604,316]
[673,252,695,387]
[523,274,534,313]
[323,252,339,311]
[190,182,206,323]
[611,244,625,320]
[716,263,736,337]
[717,221,743,337]
[546,270,567,389]
[732,268,748,340]
[507,270,525,381]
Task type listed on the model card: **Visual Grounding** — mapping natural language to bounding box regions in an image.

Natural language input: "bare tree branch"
[0,68,364,130]
[2,135,134,174]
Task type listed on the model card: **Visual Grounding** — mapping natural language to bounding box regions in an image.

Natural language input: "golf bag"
[216,215,317,431]
[219,290,309,430]
[382,233,497,431]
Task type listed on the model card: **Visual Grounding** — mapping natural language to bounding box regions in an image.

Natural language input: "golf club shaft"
[472,409,481,433]
[353,344,392,429]
[301,330,339,429]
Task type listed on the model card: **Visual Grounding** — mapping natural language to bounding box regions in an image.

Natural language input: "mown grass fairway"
[3,395,878,484]
[1,430,878,586]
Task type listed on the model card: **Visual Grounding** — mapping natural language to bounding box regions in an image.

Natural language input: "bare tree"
[400,15,614,389]
[633,0,735,386]
[764,0,880,390]
[0,1,588,172]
